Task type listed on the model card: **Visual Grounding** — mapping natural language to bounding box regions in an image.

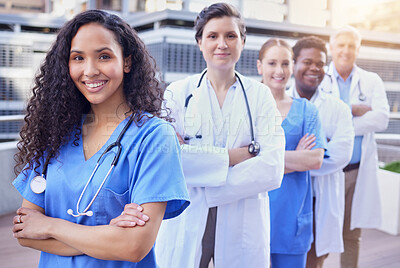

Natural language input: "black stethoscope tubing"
[41,114,134,176]
[31,114,135,217]
[183,70,258,151]
[96,113,135,166]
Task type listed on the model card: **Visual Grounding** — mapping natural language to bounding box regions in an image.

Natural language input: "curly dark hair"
[15,9,167,176]
[292,36,327,62]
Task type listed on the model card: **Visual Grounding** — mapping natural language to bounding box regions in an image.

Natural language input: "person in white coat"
[113,3,285,268]
[320,26,389,268]
[285,36,355,268]
[159,3,285,267]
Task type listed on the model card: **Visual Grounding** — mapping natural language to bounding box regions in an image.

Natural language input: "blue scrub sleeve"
[131,123,190,220]
[304,102,329,158]
[13,160,45,208]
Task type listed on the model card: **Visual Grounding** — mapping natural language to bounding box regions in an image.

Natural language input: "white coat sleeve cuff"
[181,144,229,187]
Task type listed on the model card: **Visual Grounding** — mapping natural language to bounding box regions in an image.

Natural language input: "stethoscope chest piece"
[359,92,366,102]
[30,175,46,194]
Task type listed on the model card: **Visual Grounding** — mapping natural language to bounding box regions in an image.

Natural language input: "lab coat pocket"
[296,212,312,237]
[242,197,269,249]
[94,188,129,225]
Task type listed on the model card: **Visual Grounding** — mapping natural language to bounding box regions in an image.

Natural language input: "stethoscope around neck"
[321,67,366,102]
[30,114,135,217]
[183,70,260,156]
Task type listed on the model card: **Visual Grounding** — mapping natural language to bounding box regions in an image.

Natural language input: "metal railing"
[0,115,24,122]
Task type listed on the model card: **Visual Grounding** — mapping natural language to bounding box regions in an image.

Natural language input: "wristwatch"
[248,141,260,156]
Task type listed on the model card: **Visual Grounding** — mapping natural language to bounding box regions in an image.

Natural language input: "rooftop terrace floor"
[1,212,399,267]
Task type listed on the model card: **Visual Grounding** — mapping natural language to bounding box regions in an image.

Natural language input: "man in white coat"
[321,26,389,268]
[287,36,355,268]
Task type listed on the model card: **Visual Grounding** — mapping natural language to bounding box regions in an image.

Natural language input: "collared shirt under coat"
[320,62,390,230]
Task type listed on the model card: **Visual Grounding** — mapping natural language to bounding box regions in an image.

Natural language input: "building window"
[97,0,122,11]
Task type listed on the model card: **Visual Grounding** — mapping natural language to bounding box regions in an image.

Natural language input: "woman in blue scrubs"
[257,38,327,267]
[12,10,189,268]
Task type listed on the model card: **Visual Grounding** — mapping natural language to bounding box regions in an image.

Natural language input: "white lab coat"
[155,71,285,268]
[288,85,354,256]
[320,63,390,230]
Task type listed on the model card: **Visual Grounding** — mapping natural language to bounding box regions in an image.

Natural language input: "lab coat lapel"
[327,62,340,98]
[288,83,325,109]
[311,87,326,109]
[349,67,360,102]
[226,74,250,149]
[287,83,303,100]
[185,79,215,145]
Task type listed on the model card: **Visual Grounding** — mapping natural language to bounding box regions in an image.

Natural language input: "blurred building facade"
[332,0,400,33]
[0,0,47,13]
[0,0,399,140]
[0,0,335,27]
[1,0,400,33]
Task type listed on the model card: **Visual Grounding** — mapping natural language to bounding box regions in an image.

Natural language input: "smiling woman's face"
[257,45,293,91]
[69,23,130,107]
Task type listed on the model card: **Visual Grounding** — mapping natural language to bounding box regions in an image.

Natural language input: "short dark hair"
[194,2,246,43]
[292,36,327,62]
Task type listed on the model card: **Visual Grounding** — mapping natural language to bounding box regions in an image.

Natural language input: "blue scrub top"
[269,98,327,255]
[13,115,190,268]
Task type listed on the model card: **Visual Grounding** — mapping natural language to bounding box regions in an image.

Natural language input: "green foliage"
[381,161,400,174]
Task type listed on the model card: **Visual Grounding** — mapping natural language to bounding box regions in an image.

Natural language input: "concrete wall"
[376,134,400,163]
[0,141,22,216]
[377,169,400,235]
